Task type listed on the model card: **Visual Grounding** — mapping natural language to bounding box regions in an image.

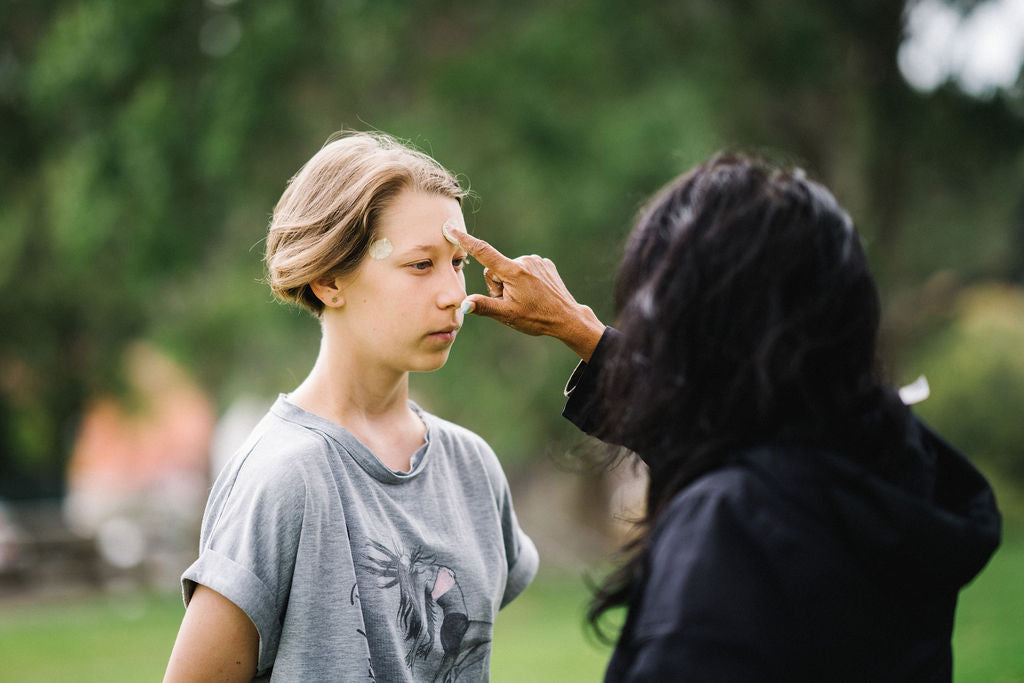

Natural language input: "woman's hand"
[447,226,605,361]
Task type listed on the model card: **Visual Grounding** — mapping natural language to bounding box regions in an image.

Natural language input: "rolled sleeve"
[182,549,282,674]
[502,529,539,608]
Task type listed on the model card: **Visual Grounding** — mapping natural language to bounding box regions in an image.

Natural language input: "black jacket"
[563,329,1002,682]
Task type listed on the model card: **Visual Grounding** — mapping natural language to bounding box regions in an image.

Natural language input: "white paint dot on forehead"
[368,237,393,260]
[442,218,460,246]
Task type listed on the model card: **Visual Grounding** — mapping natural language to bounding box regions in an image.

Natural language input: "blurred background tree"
[1,0,1023,504]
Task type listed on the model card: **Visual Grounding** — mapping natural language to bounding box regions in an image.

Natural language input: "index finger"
[445,226,517,276]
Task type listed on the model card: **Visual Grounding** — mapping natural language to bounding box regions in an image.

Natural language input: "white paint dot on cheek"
[368,237,393,260]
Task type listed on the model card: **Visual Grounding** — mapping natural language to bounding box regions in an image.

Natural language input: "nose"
[436,264,466,310]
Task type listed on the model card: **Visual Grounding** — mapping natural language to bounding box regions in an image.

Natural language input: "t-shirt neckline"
[271,394,432,484]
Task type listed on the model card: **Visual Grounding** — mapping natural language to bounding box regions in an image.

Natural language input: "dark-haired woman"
[448,154,1001,681]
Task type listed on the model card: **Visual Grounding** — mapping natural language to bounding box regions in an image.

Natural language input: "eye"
[453,256,470,270]
[410,260,432,271]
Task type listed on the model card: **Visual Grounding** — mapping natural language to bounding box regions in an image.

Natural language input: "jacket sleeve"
[561,326,620,437]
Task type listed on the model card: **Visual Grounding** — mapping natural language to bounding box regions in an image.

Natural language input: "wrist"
[562,304,605,362]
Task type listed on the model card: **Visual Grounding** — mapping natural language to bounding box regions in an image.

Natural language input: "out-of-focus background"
[2,0,1023,680]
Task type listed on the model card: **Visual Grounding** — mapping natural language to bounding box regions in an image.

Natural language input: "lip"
[427,325,460,343]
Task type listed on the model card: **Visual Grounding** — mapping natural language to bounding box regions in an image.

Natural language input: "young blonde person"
[164,132,537,682]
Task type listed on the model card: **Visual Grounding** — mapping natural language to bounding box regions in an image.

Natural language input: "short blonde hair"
[265,131,467,315]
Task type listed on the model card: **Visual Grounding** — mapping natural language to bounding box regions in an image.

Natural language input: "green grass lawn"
[950,538,1024,682]
[491,572,611,681]
[0,590,185,682]
[0,541,1020,682]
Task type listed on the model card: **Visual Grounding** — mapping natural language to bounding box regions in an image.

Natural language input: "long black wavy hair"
[588,154,909,632]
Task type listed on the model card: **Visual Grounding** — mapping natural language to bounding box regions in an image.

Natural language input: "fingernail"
[459,299,474,315]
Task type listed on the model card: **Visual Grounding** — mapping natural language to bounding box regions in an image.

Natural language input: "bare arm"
[164,584,259,683]
[448,226,606,361]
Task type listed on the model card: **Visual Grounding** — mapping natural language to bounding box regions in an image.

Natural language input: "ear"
[310,275,345,309]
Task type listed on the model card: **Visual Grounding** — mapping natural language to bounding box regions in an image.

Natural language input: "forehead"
[376,190,463,246]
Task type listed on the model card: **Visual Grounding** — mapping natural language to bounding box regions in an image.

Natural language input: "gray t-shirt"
[182,396,538,681]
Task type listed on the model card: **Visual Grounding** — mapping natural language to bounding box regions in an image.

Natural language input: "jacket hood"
[739,414,1002,595]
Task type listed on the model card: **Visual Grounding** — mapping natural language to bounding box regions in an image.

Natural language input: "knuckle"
[507,263,527,278]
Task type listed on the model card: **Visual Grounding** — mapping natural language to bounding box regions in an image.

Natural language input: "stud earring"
[332,297,339,303]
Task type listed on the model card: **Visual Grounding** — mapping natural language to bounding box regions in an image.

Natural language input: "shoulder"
[422,410,496,462]
[213,410,337,506]
[653,444,833,546]
[426,411,492,452]
[633,462,798,643]
[422,410,510,488]
[649,465,774,565]
[644,449,843,601]
[643,453,833,601]
[657,465,774,530]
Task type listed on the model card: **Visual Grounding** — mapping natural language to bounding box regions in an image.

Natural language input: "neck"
[290,326,411,425]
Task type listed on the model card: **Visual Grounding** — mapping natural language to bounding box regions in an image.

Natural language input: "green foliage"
[907,284,1024,480]
[2,0,1024,494]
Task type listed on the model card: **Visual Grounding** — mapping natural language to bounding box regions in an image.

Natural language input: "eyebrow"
[397,242,465,258]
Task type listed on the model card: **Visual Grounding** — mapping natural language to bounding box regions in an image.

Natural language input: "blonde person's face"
[335,190,468,374]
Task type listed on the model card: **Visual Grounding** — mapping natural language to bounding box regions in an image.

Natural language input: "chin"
[409,350,452,373]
